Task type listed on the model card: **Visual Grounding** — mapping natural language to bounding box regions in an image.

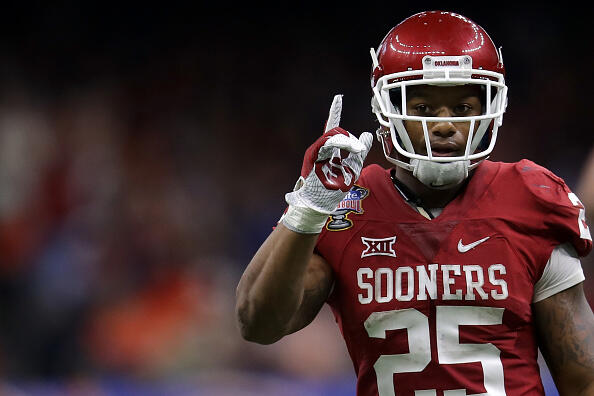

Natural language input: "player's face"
[403,84,483,157]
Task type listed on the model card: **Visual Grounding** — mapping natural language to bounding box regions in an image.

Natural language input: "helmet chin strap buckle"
[411,159,470,189]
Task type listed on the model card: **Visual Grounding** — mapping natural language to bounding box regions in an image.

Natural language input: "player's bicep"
[285,253,334,335]
[533,283,594,394]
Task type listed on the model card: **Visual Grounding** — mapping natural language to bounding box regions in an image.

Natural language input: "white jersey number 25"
[364,306,506,396]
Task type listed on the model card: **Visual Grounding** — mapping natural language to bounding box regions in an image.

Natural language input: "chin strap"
[411,159,470,189]
[390,169,435,220]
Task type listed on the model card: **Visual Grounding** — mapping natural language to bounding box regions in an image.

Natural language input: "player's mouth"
[431,149,459,157]
[430,142,462,157]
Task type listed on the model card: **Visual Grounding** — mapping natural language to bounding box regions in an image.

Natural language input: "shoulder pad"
[511,160,592,256]
[359,164,387,179]
[512,159,574,210]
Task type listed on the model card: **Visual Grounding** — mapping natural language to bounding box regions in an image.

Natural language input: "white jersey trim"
[532,243,585,303]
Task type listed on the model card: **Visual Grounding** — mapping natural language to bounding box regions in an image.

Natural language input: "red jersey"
[315,159,592,396]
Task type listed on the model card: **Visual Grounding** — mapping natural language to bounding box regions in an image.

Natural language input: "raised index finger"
[324,94,343,133]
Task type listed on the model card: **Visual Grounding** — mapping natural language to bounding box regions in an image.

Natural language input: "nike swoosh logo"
[457,236,490,253]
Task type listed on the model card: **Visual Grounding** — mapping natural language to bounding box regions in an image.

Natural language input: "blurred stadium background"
[0,3,591,395]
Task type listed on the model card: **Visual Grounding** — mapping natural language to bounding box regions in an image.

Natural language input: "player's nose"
[429,107,457,138]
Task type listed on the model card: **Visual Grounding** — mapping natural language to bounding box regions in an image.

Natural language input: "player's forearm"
[235,224,320,344]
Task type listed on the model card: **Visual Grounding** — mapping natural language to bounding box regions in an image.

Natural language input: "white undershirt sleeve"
[532,243,585,303]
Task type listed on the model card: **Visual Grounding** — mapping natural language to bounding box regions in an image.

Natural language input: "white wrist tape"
[280,205,330,234]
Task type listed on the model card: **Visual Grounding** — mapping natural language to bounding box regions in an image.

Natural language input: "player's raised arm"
[235,96,373,344]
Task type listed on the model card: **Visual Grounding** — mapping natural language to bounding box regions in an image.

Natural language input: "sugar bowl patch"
[326,185,369,231]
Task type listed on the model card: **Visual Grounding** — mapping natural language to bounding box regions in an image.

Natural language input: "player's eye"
[454,104,473,115]
[413,104,430,115]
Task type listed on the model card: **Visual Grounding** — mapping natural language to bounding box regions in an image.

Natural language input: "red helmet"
[370,11,508,187]
[372,11,505,86]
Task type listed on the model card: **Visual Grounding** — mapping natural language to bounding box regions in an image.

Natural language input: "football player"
[236,11,594,396]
